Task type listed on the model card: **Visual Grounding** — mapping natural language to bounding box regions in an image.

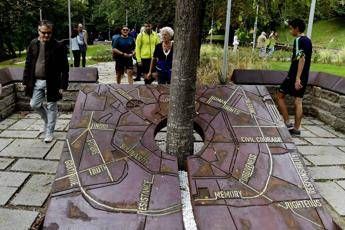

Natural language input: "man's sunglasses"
[122,29,129,31]
[39,30,52,35]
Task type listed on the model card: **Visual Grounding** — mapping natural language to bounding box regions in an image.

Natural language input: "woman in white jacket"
[71,29,80,67]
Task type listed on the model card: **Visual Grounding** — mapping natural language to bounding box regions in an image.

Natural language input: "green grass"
[278,18,345,49]
[269,61,345,77]
[0,53,26,68]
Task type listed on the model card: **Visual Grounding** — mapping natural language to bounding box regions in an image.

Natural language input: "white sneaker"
[44,134,54,143]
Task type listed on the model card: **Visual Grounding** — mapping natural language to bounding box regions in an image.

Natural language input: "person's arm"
[60,42,69,92]
[295,38,306,90]
[147,58,157,79]
[23,42,33,87]
[135,34,142,63]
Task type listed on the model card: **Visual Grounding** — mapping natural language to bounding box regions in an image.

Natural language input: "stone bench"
[0,67,98,120]
[232,69,345,132]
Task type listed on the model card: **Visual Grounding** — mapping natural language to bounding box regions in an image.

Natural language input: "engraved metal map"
[43,84,336,230]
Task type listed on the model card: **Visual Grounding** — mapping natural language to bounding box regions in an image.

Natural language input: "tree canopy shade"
[1,0,344,61]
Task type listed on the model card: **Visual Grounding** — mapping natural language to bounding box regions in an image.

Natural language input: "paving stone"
[7,113,24,119]
[305,138,345,146]
[309,119,325,125]
[337,180,345,190]
[0,139,55,158]
[302,157,312,166]
[8,119,36,130]
[26,119,45,131]
[45,141,64,160]
[11,159,58,174]
[54,119,70,131]
[299,130,317,138]
[301,119,314,125]
[308,166,345,180]
[0,208,39,230]
[292,137,309,145]
[298,146,345,165]
[0,139,13,152]
[0,130,40,138]
[0,172,29,187]
[323,126,345,138]
[0,158,15,169]
[0,187,18,205]
[24,113,41,119]
[12,174,54,206]
[303,125,336,138]
[316,182,345,216]
[339,147,345,153]
[0,119,17,130]
[58,113,73,119]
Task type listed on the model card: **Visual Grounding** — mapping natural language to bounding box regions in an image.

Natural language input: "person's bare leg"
[116,70,123,84]
[294,97,303,130]
[276,91,289,123]
[127,69,133,84]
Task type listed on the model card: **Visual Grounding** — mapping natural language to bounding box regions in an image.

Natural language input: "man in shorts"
[135,22,160,84]
[277,19,312,136]
[112,26,136,84]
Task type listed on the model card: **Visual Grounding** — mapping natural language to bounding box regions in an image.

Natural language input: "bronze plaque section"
[43,84,336,230]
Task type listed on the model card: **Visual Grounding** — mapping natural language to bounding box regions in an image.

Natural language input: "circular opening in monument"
[154,119,205,155]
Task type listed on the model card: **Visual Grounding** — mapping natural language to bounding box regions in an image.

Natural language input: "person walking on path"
[147,27,174,84]
[77,23,88,67]
[23,20,69,143]
[277,19,312,136]
[112,26,136,84]
[257,32,267,58]
[71,28,80,67]
[135,22,160,84]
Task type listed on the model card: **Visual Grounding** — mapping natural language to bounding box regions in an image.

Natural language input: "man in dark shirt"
[23,20,69,143]
[112,26,135,84]
[277,19,313,136]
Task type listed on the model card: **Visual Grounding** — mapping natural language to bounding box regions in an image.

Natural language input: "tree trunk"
[166,0,202,169]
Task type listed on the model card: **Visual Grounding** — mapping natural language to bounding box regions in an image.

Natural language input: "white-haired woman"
[147,26,174,84]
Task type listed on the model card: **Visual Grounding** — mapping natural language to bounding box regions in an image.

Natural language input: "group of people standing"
[111,22,174,85]
[257,31,279,57]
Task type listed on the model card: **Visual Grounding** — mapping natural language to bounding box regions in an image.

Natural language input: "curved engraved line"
[289,208,324,229]
[67,139,181,216]
[238,87,274,200]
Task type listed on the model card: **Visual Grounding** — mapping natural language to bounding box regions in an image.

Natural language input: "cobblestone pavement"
[0,62,344,229]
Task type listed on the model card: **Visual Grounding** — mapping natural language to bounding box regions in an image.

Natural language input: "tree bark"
[166,0,201,169]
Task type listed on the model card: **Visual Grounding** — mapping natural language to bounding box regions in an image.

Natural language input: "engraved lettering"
[64,160,78,187]
[246,99,256,115]
[92,122,109,130]
[279,199,322,210]
[290,152,316,195]
[138,179,153,211]
[88,165,107,176]
[206,96,241,115]
[240,154,257,183]
[86,139,100,155]
[214,190,242,199]
[121,143,149,166]
[240,136,282,143]
[115,88,133,100]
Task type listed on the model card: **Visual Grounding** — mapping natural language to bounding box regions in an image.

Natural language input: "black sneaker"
[133,77,141,81]
[285,123,294,130]
[289,128,301,136]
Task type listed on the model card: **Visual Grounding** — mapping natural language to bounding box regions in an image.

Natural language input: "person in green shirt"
[135,22,160,84]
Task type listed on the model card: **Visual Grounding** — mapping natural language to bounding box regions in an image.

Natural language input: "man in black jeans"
[277,19,313,136]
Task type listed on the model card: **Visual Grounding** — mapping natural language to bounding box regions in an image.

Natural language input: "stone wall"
[0,84,16,119]
[0,67,98,120]
[232,69,345,133]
